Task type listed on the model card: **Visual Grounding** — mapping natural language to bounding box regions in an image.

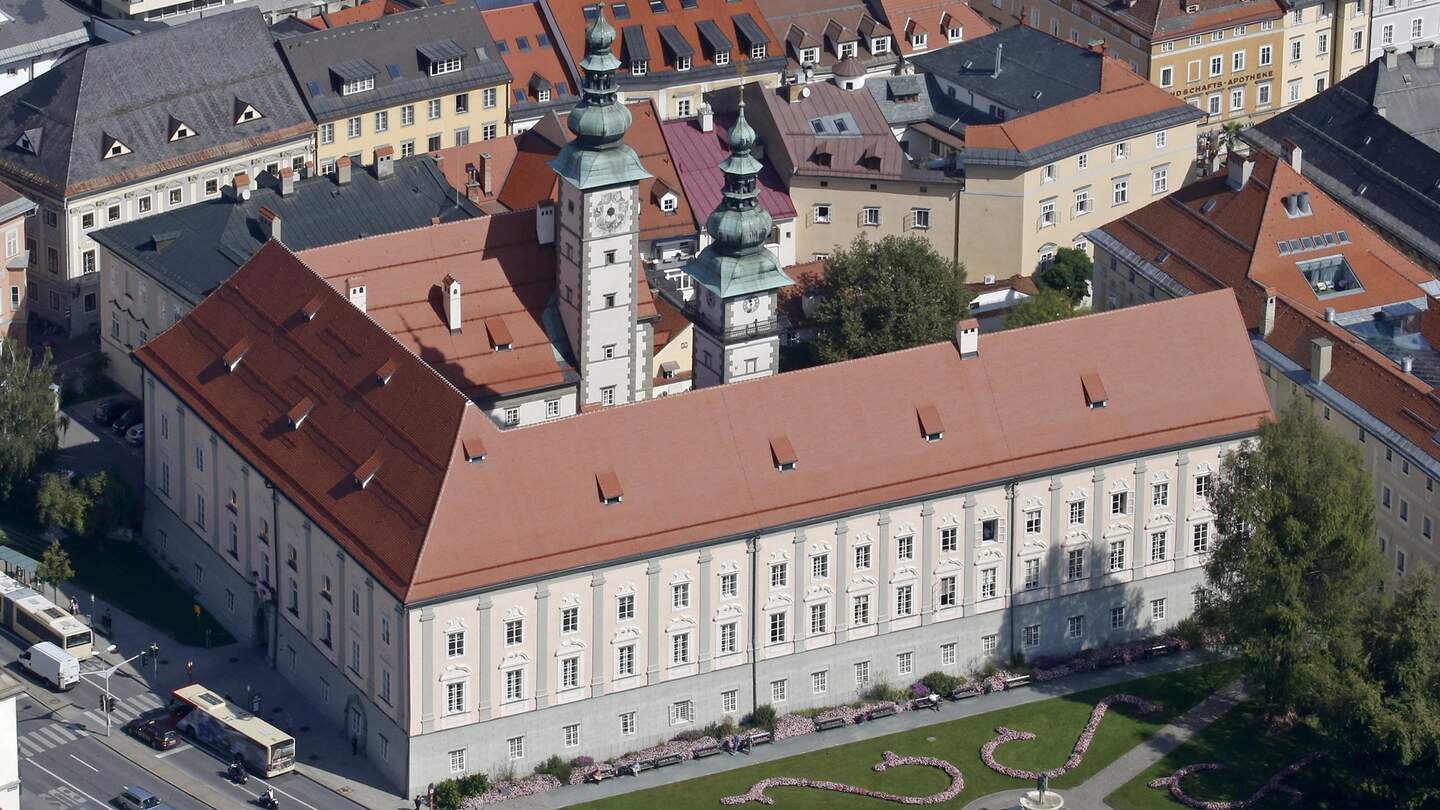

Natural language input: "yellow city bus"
[171,684,296,777]
[0,572,94,660]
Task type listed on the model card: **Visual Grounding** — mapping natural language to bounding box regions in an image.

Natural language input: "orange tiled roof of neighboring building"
[301,0,415,30]
[871,0,993,55]
[480,1,578,112]
[1064,0,1282,43]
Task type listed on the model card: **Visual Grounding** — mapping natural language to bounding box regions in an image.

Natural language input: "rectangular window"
[722,690,738,714]
[504,669,523,702]
[1210,54,1223,76]
[720,622,738,654]
[771,679,787,703]
[1152,482,1169,508]
[1068,548,1085,580]
[1192,522,1210,553]
[854,660,870,685]
[812,670,828,694]
[483,87,498,109]
[1152,167,1169,194]
[1160,66,1174,87]
[897,651,913,676]
[446,630,466,658]
[770,562,787,589]
[1022,624,1040,648]
[1108,540,1127,572]
[561,657,580,689]
[449,748,467,774]
[1069,501,1086,526]
[561,606,579,634]
[1150,530,1168,562]
[981,567,997,599]
[895,584,914,616]
[374,110,388,133]
[941,642,957,665]
[670,700,693,725]
[505,619,523,646]
[940,527,958,551]
[562,724,580,749]
[1067,615,1085,639]
[720,573,738,598]
[507,736,524,760]
[347,117,361,139]
[768,612,787,644]
[617,594,635,621]
[1111,491,1129,515]
[1151,598,1168,621]
[939,576,957,607]
[1258,82,1272,106]
[811,553,829,579]
[1230,87,1245,111]
[445,681,467,714]
[981,519,999,543]
[1111,605,1126,629]
[1023,558,1040,590]
[673,582,690,609]
[1194,474,1213,499]
[852,594,870,626]
[809,603,827,635]
[672,632,691,664]
[855,544,871,569]
[617,644,635,676]
[1113,178,1129,205]
[401,105,415,127]
[1232,49,1245,71]
[1025,509,1042,535]
[861,207,880,226]
[982,633,998,655]
[620,712,636,735]
[895,535,914,561]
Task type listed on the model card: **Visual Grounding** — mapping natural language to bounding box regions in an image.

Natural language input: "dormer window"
[838,41,857,58]
[714,49,730,65]
[660,194,677,212]
[911,33,928,49]
[430,57,462,77]
[342,76,375,96]
[871,36,890,54]
[801,47,820,64]
[632,59,649,75]
[14,128,39,155]
[235,101,263,124]
[676,55,692,71]
[169,117,197,142]
[101,133,131,160]
[537,88,551,102]
[947,26,963,42]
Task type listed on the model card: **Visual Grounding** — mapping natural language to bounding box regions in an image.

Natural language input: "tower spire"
[707,95,771,258]
[549,1,650,188]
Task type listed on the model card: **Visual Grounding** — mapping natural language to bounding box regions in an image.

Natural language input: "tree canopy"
[36,540,74,602]
[1035,248,1092,304]
[0,340,59,497]
[811,235,972,364]
[1002,287,1080,329]
[36,469,137,540]
[1201,400,1378,720]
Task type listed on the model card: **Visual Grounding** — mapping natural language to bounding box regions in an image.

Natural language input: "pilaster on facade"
[645,560,662,684]
[962,494,978,610]
[1132,461,1149,577]
[697,551,714,668]
[919,503,936,624]
[876,512,892,632]
[477,596,493,721]
[790,533,806,652]
[1047,477,1065,596]
[588,574,606,689]
[1090,468,1108,588]
[419,608,436,733]
[533,584,551,708]
[833,521,849,643]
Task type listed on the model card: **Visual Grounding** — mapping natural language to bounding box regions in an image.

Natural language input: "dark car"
[112,407,143,434]
[93,397,133,424]
[125,718,179,751]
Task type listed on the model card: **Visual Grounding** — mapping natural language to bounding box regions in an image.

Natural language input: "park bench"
[587,764,617,783]
[620,761,650,776]
[867,704,898,720]
[950,685,981,700]
[1004,674,1032,689]
[654,753,684,768]
[692,742,722,758]
[815,715,847,731]
[912,693,942,711]
[745,730,773,747]
[1147,643,1173,658]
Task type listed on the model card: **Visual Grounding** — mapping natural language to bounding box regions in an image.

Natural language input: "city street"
[4,628,365,810]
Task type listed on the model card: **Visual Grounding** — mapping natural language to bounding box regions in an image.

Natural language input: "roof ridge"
[58,48,88,190]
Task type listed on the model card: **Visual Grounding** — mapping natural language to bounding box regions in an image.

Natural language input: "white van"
[20,642,80,690]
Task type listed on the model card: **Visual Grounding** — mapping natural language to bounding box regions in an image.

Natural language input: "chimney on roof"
[1297,191,1311,215]
[992,42,1003,78]
[347,276,366,312]
[374,145,394,179]
[481,153,493,196]
[1385,45,1399,70]
[1325,306,1337,322]
[279,166,296,196]
[1310,337,1333,383]
[700,102,714,133]
[1403,355,1415,374]
[1417,40,1436,68]
[444,274,462,334]
[1281,138,1302,174]
[1376,105,1388,118]
[786,81,808,103]
[258,207,282,245]
[536,199,556,245]
[1260,287,1277,337]
[233,172,252,203]
[336,155,352,186]
[1282,194,1299,216]
[954,318,979,358]
[1226,151,1254,189]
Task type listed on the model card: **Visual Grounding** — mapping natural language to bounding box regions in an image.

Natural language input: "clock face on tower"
[588,189,635,237]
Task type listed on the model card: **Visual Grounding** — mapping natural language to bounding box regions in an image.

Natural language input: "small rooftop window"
[375,357,400,386]
[650,0,666,11]
[537,34,551,48]
[770,435,798,471]
[583,4,600,20]
[287,397,315,430]
[354,452,382,490]
[613,2,631,19]
[1080,371,1109,409]
[462,433,487,464]
[1298,255,1364,298]
[916,403,944,442]
[496,40,509,53]
[222,337,252,372]
[516,36,530,51]
[596,470,623,505]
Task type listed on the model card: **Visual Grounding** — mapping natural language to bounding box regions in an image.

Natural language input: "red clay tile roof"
[963,56,1193,154]
[297,213,578,401]
[1061,0,1282,42]
[748,80,911,180]
[660,114,797,229]
[550,0,781,80]
[141,252,1270,602]
[480,1,577,105]
[762,0,891,70]
[134,242,470,599]
[651,294,691,352]
[1101,151,1433,321]
[871,0,993,55]
[411,290,1271,600]
[302,0,414,30]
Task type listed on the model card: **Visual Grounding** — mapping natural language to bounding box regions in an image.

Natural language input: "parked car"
[125,423,144,447]
[113,786,172,810]
[125,718,179,751]
[93,397,133,424]
[112,407,143,434]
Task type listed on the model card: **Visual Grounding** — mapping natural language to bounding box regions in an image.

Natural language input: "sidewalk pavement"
[56,576,408,810]
[547,650,1225,809]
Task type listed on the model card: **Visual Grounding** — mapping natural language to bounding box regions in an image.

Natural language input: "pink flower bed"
[1147,753,1318,809]
[720,751,965,805]
[465,774,561,806]
[981,693,1162,780]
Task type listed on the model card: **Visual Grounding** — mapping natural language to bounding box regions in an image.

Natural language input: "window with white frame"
[1152,166,1169,194]
[561,606,579,634]
[770,562,787,589]
[561,656,580,689]
[912,208,931,228]
[854,660,870,685]
[1152,482,1169,508]
[722,690,738,713]
[809,603,827,635]
[769,611,787,643]
[1069,500,1086,526]
[1068,548,1085,580]
[861,207,880,226]
[871,37,890,53]
[1113,178,1129,205]
[562,723,580,749]
[507,736,524,760]
[1109,540,1127,571]
[941,642,957,665]
[1040,198,1057,228]
[446,630,465,657]
[1150,530,1168,562]
[813,203,832,224]
[720,573,738,598]
[342,76,374,95]
[895,584,914,616]
[751,43,768,58]
[347,116,362,139]
[771,679,787,703]
[981,567,998,599]
[897,535,914,560]
[939,576,957,607]
[1024,509,1042,535]
[1232,49,1245,71]
[449,748,467,773]
[1160,66,1174,87]
[504,668,523,702]
[1075,188,1092,216]
[617,594,635,621]
[672,632,691,664]
[812,670,828,693]
[1067,615,1085,639]
[940,526,958,552]
[720,621,738,654]
[670,700,693,725]
[1022,624,1040,647]
[673,582,690,609]
[1111,604,1126,629]
[504,619,523,645]
[855,544,871,569]
[1151,597,1168,621]
[812,553,829,579]
[1192,522,1210,553]
[1230,87,1244,111]
[620,712,636,735]
[982,633,998,655]
[853,594,871,625]
[1208,93,1222,115]
[445,681,467,714]
[897,651,913,676]
[1023,558,1040,590]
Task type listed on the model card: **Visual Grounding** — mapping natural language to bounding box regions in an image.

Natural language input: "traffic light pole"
[101,650,146,736]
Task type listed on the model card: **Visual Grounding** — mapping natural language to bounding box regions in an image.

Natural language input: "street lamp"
[100,644,147,737]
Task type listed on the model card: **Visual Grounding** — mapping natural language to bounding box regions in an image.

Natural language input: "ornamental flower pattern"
[980,694,1162,780]
[1146,753,1319,809]
[720,751,965,805]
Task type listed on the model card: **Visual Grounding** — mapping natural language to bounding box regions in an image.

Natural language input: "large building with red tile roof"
[478,0,581,131]
[868,0,994,58]
[1092,146,1440,597]
[134,222,1270,791]
[759,0,901,77]
[546,0,788,120]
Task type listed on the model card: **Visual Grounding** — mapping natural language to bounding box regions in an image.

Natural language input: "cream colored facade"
[143,359,1246,795]
[953,121,1201,276]
[1280,0,1370,111]
[315,87,510,173]
[652,320,694,397]
[790,177,961,264]
[621,72,783,122]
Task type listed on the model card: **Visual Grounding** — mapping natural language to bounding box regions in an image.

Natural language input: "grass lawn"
[577,660,1240,809]
[65,537,234,648]
[1107,702,1325,810]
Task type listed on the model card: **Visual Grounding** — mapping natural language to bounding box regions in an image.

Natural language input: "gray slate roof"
[911,27,1103,117]
[278,4,511,121]
[89,156,481,304]
[0,0,89,65]
[0,9,313,198]
[867,73,933,126]
[1245,55,1440,268]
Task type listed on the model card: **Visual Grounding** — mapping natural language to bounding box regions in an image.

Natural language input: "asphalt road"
[6,631,361,810]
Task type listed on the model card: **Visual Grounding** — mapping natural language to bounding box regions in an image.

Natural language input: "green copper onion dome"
[549,2,650,190]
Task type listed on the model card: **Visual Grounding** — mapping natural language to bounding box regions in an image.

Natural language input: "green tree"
[1002,287,1079,329]
[811,235,971,364]
[35,540,74,602]
[1321,572,1440,808]
[36,474,90,537]
[1201,400,1379,722]
[0,340,59,497]
[1035,248,1092,304]
[80,470,137,539]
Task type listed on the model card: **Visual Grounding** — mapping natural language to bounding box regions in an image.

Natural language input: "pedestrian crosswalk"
[18,691,168,758]
[17,722,87,757]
